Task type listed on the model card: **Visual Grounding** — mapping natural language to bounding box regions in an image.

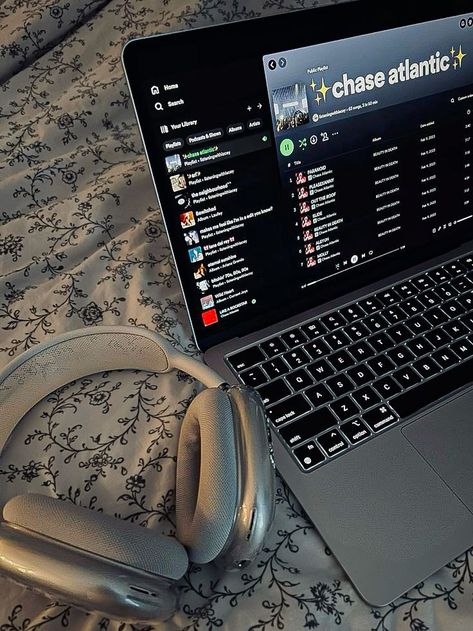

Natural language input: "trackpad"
[403,387,473,511]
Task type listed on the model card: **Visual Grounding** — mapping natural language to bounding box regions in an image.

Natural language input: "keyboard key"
[359,296,383,314]
[368,332,394,353]
[240,367,268,387]
[347,365,376,387]
[363,404,398,432]
[376,288,402,306]
[324,330,351,351]
[364,314,389,333]
[390,357,473,419]
[429,268,451,284]
[306,359,335,381]
[412,356,441,379]
[441,299,466,318]
[305,383,333,407]
[262,357,289,379]
[330,396,359,421]
[228,346,265,372]
[372,376,402,398]
[285,369,314,392]
[283,348,311,369]
[443,320,470,340]
[339,304,365,322]
[451,338,473,360]
[431,348,458,369]
[405,315,430,335]
[424,306,449,327]
[401,298,424,316]
[406,338,435,358]
[260,337,287,357]
[304,338,331,360]
[318,428,349,457]
[281,328,308,348]
[418,290,440,309]
[450,276,473,293]
[367,356,396,377]
[395,281,417,299]
[383,306,407,325]
[425,328,451,349]
[258,379,292,406]
[393,366,422,389]
[350,341,376,361]
[327,349,356,371]
[279,408,337,447]
[321,312,347,331]
[386,324,411,344]
[352,386,382,410]
[326,374,354,396]
[412,273,435,291]
[436,284,459,301]
[387,346,416,368]
[340,418,371,444]
[462,313,473,330]
[460,254,473,270]
[267,394,311,427]
[294,441,325,470]
[344,321,370,342]
[300,320,327,340]
[459,293,473,311]
[443,261,466,277]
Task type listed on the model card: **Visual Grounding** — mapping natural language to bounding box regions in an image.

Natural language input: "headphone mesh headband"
[0,331,168,453]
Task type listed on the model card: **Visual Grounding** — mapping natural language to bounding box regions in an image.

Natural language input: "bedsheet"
[1,1,473,629]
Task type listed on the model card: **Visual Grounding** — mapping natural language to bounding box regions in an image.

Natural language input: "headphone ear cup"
[3,494,189,580]
[176,387,237,564]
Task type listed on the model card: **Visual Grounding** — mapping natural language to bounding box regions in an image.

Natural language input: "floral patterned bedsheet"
[1,1,473,630]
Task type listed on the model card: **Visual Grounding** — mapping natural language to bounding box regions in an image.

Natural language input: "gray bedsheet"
[1,0,472,629]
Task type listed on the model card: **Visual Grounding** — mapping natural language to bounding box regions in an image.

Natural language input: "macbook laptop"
[122,0,473,606]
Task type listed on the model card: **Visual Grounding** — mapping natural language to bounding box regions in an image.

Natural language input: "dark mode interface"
[140,13,473,348]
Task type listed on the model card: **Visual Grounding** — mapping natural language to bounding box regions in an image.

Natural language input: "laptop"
[122,0,473,606]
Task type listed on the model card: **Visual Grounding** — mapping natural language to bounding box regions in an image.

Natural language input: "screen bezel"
[122,0,473,351]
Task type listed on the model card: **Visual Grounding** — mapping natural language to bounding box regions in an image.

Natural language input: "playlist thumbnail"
[303,230,313,242]
[196,279,211,293]
[298,187,308,200]
[184,230,200,247]
[193,263,206,279]
[170,173,187,192]
[201,295,215,310]
[272,83,309,132]
[296,171,307,185]
[175,193,190,208]
[305,243,315,256]
[180,211,195,228]
[307,256,317,268]
[165,154,182,174]
[188,246,203,263]
[202,308,218,327]
[300,201,310,214]
[301,216,312,229]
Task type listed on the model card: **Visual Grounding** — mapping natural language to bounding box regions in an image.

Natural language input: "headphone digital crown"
[0,326,276,622]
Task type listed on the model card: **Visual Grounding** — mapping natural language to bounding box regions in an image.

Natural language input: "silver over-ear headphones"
[0,326,275,622]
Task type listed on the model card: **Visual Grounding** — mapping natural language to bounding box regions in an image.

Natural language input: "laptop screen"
[123,2,473,350]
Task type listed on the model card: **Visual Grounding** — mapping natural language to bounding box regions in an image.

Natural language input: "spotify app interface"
[264,14,473,292]
[135,10,473,348]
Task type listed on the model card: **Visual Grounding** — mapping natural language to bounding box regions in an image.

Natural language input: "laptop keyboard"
[226,253,473,472]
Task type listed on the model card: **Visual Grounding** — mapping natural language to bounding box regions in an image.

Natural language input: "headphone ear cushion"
[176,387,237,564]
[3,494,189,580]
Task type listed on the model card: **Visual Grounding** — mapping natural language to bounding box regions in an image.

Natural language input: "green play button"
[280,138,294,157]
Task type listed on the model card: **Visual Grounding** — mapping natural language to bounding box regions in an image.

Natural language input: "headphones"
[0,326,275,622]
